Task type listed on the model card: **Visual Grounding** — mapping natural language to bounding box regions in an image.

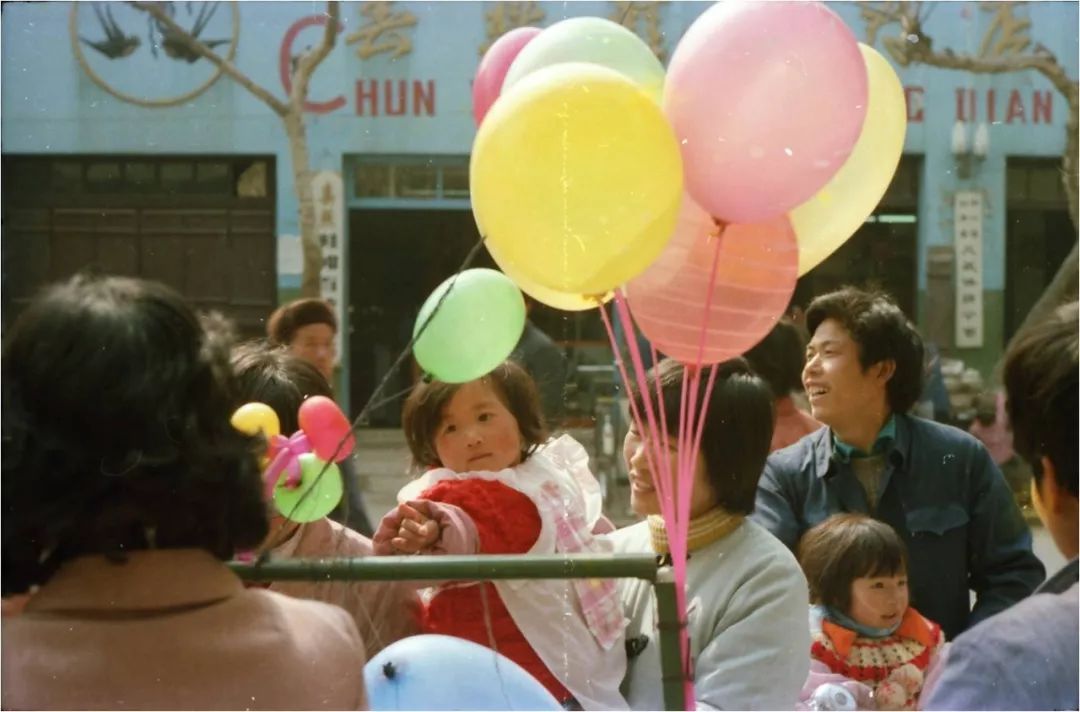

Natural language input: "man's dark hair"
[402,360,548,469]
[744,318,807,399]
[231,342,334,434]
[629,358,774,515]
[2,275,268,595]
[1003,301,1078,497]
[806,287,925,414]
[798,513,908,612]
[266,298,337,346]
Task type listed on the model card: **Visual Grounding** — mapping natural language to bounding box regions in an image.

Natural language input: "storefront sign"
[954,191,984,348]
[312,171,346,358]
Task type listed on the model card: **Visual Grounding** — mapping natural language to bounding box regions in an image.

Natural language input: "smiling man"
[751,287,1044,640]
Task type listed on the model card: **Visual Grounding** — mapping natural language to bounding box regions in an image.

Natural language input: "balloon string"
[612,291,672,518]
[598,299,662,507]
[605,292,695,709]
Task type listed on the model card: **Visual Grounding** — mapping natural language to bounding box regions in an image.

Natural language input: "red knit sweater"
[421,478,572,702]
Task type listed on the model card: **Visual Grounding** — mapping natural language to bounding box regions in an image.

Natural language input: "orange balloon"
[625,196,798,364]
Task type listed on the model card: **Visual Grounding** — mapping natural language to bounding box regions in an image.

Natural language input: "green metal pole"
[653,566,689,711]
[229,553,659,582]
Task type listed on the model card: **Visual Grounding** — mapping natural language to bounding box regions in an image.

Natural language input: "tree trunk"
[283,108,321,298]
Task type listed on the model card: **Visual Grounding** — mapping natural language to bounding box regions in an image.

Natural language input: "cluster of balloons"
[412,2,907,381]
[461,2,907,367]
[230,396,356,522]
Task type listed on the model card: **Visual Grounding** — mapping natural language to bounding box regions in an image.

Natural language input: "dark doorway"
[348,208,494,426]
[1,155,276,337]
[1005,159,1078,341]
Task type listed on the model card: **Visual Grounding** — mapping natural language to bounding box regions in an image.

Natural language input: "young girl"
[797,514,945,711]
[372,360,627,711]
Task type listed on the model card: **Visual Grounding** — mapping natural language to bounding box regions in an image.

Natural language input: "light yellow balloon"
[230,402,281,439]
[487,241,612,311]
[471,62,683,296]
[791,44,908,276]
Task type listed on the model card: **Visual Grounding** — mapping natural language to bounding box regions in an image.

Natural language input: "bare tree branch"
[887,2,1079,228]
[130,1,290,116]
[288,3,341,106]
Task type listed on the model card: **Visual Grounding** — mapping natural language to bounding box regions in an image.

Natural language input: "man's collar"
[832,415,898,463]
[1036,558,1079,595]
[816,415,909,478]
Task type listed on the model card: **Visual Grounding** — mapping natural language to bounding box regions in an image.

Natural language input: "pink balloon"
[298,396,355,463]
[472,26,543,126]
[663,2,868,224]
[626,197,798,365]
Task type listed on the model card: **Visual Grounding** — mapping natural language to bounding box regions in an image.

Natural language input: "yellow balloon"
[487,241,612,311]
[471,62,683,295]
[791,44,908,276]
[230,402,281,439]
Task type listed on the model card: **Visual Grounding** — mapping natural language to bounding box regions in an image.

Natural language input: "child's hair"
[231,342,334,434]
[628,357,774,515]
[266,298,337,346]
[2,274,268,595]
[402,360,548,469]
[797,513,909,612]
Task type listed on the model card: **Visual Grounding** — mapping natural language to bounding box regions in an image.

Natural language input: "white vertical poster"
[312,171,345,360]
[954,190,984,348]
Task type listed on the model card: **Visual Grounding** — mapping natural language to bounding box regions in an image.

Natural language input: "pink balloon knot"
[262,431,312,498]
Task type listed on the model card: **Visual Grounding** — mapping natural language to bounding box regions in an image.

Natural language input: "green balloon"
[273,453,343,523]
[413,268,526,383]
[502,17,665,104]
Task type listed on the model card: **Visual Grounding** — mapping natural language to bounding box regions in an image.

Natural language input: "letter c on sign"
[279,15,345,114]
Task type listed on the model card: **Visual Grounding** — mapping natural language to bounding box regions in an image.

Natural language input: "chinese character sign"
[345,1,418,60]
[479,2,545,56]
[312,171,346,360]
[954,191,984,348]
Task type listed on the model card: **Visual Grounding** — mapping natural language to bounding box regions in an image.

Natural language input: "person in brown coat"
[1,275,367,710]
[231,343,421,656]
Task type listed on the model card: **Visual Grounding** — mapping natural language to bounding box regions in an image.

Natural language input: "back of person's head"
[402,360,548,469]
[744,318,807,400]
[231,342,334,434]
[266,298,337,346]
[1004,301,1078,498]
[1,275,268,595]
[806,287,924,414]
[797,513,908,611]
[629,357,774,515]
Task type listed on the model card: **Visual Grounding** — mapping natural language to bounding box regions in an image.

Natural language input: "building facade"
[3,1,1076,419]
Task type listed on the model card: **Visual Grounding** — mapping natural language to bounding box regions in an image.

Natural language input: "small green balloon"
[413,268,526,383]
[502,17,665,104]
[273,453,343,523]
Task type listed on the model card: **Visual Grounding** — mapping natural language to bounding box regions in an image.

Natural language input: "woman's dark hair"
[744,318,807,399]
[266,298,337,346]
[1003,301,1079,497]
[402,360,548,469]
[231,342,334,434]
[1,275,268,595]
[797,513,908,612]
[806,287,925,414]
[628,358,774,515]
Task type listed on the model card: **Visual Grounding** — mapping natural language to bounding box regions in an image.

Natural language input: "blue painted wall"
[3,1,1077,371]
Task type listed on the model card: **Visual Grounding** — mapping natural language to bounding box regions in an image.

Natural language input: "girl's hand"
[392,501,440,554]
